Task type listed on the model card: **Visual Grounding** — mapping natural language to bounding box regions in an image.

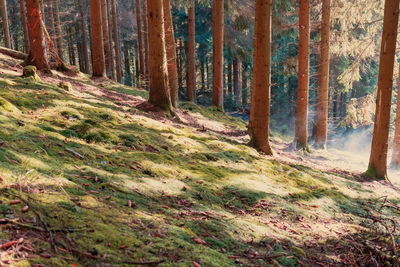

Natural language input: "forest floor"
[0,53,399,267]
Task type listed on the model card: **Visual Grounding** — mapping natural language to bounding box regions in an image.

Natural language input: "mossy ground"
[0,54,399,266]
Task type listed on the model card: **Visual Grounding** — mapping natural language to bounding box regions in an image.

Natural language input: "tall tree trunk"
[67,26,76,66]
[163,0,178,106]
[294,0,310,149]
[242,64,248,107]
[78,0,89,73]
[212,0,224,109]
[106,0,115,80]
[0,0,10,48]
[391,63,400,167]
[177,38,183,91]
[142,0,150,88]
[147,0,172,112]
[228,62,233,95]
[90,0,106,77]
[187,1,196,102]
[46,0,56,48]
[101,0,112,78]
[368,0,400,179]
[20,0,30,53]
[233,57,240,106]
[249,0,272,155]
[314,0,330,149]
[53,0,63,59]
[111,0,121,82]
[26,0,50,71]
[123,41,132,86]
[135,0,144,87]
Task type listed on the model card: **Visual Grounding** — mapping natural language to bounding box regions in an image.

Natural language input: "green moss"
[22,65,41,82]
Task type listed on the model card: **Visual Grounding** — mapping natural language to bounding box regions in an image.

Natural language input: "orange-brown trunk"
[249,0,273,155]
[294,0,310,149]
[212,0,224,109]
[368,0,399,179]
[147,0,172,112]
[163,0,179,106]
[0,0,10,48]
[314,0,330,149]
[392,63,400,167]
[90,0,106,77]
[19,0,29,52]
[78,0,89,73]
[111,0,121,82]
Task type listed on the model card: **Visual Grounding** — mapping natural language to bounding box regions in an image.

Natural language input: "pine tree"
[53,0,63,59]
[314,0,331,149]
[78,0,89,73]
[90,0,106,77]
[187,0,196,102]
[163,0,178,107]
[135,0,144,87]
[392,64,400,167]
[19,0,29,53]
[249,0,273,155]
[212,0,224,109]
[294,0,310,149]
[368,0,400,179]
[0,0,10,48]
[147,0,172,112]
[111,0,122,82]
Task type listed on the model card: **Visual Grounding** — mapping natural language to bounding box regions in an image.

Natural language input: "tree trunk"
[101,0,112,78]
[53,0,63,59]
[111,0,121,82]
[142,0,150,88]
[106,0,115,80]
[135,0,144,87]
[314,0,330,149]
[249,0,273,155]
[163,0,178,107]
[212,0,224,109]
[20,0,30,53]
[46,0,56,48]
[67,26,76,66]
[0,0,10,48]
[177,38,183,91]
[368,0,400,179]
[26,0,50,71]
[90,0,106,77]
[233,57,240,105]
[294,0,310,149]
[187,1,196,102]
[391,63,400,167]
[123,41,132,86]
[78,0,89,73]
[147,0,172,112]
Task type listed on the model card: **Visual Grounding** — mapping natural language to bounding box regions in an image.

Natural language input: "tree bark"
[26,0,50,71]
[147,0,172,112]
[249,0,273,155]
[163,0,178,107]
[20,0,30,53]
[212,0,224,109]
[106,0,115,80]
[314,0,330,149]
[135,0,144,87]
[187,1,196,102]
[78,0,89,73]
[111,0,121,82]
[233,57,240,106]
[369,0,400,179]
[123,41,132,85]
[0,0,10,48]
[242,64,248,107]
[294,0,310,149]
[391,62,400,167]
[101,0,112,78]
[142,0,150,88]
[52,0,63,59]
[90,0,106,77]
[46,0,56,48]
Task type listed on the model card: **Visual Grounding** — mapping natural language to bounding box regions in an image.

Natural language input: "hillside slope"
[0,54,399,266]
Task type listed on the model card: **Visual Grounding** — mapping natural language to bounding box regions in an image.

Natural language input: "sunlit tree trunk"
[147,0,172,112]
[212,0,224,109]
[78,0,89,73]
[135,0,144,87]
[26,0,50,71]
[368,0,399,179]
[314,0,330,149]
[163,0,178,106]
[249,0,273,155]
[111,0,121,82]
[142,0,150,88]
[53,0,63,59]
[90,0,106,77]
[20,0,30,53]
[294,0,310,149]
[187,1,196,102]
[391,65,400,167]
[0,0,10,48]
